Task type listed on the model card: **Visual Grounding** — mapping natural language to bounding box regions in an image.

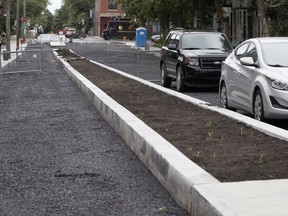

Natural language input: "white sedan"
[219,37,288,121]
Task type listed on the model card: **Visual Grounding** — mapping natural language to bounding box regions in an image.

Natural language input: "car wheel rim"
[220,85,227,108]
[254,94,262,120]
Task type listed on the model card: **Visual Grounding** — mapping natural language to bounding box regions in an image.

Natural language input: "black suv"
[160,30,233,91]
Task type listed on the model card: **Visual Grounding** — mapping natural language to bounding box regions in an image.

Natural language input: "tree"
[120,0,218,38]
[257,0,269,37]
[265,0,288,36]
[53,0,94,33]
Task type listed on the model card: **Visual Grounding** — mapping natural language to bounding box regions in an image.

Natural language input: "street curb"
[53,50,221,215]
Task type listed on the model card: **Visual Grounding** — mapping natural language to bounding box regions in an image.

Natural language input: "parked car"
[160,29,233,92]
[63,27,76,38]
[151,34,162,43]
[219,37,288,121]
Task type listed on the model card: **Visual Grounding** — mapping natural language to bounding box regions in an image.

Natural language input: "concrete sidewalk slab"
[193,179,288,216]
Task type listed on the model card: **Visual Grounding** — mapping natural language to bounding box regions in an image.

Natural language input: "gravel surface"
[0,44,187,215]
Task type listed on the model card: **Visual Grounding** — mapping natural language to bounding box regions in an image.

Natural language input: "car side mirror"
[168,44,177,50]
[240,57,257,67]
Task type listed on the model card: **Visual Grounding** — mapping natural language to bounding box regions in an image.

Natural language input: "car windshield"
[262,42,288,67]
[181,33,233,51]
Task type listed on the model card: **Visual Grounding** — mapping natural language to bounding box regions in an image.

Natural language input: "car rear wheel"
[160,64,172,88]
[220,82,236,111]
[176,67,186,92]
[220,83,228,108]
[254,90,265,121]
[105,35,111,40]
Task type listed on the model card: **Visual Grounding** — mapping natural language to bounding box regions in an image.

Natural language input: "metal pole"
[23,0,26,40]
[16,0,20,51]
[5,0,11,59]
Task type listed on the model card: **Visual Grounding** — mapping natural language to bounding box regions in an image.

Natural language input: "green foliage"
[120,0,218,38]
[266,0,288,36]
[1,0,49,33]
[53,0,94,33]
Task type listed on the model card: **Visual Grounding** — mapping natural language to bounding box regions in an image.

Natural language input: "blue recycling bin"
[136,27,147,47]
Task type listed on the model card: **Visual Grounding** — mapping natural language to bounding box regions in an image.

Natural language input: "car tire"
[220,82,228,108]
[254,89,265,121]
[176,67,186,92]
[106,35,111,40]
[130,35,136,40]
[220,82,236,111]
[160,64,172,88]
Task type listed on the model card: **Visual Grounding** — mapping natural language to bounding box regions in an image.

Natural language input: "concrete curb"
[53,50,220,215]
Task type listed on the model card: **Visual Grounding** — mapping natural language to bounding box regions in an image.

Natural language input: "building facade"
[220,0,258,46]
[94,0,123,36]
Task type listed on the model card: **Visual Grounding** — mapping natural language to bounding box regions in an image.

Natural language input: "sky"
[47,0,62,14]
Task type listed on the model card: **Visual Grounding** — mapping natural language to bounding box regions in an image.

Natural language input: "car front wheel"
[176,67,186,92]
[160,64,172,88]
[254,90,265,121]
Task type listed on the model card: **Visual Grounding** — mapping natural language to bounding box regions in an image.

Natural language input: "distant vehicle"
[151,34,163,43]
[219,37,288,121]
[63,27,76,38]
[102,19,138,40]
[160,29,233,92]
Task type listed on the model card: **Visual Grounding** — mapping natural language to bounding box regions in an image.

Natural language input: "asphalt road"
[66,41,220,107]
[0,44,187,215]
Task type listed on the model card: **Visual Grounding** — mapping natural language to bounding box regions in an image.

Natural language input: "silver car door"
[228,42,250,108]
[238,43,258,111]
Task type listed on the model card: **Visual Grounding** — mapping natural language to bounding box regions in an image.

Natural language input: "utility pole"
[5,0,11,59]
[23,0,26,40]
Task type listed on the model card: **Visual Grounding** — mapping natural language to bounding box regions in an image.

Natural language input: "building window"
[108,0,117,10]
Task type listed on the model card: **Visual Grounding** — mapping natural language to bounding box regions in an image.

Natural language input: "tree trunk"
[257,0,269,37]
[198,0,204,29]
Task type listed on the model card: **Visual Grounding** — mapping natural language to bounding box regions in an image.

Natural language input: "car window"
[166,33,179,48]
[175,34,180,48]
[164,33,173,46]
[245,43,258,62]
[235,43,250,60]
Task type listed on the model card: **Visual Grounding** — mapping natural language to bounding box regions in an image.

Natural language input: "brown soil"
[57,48,288,182]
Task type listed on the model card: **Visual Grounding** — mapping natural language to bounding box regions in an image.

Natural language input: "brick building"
[94,0,124,37]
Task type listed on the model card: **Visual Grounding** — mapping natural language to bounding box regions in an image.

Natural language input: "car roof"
[248,37,288,43]
[168,29,224,36]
